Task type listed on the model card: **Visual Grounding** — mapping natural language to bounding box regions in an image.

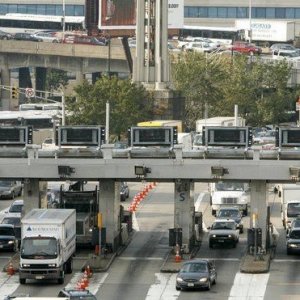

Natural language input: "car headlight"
[212,234,216,238]
[8,240,15,244]
[176,277,183,282]
[288,243,297,248]
[48,263,56,267]
[228,235,232,238]
[22,264,30,267]
[199,277,208,282]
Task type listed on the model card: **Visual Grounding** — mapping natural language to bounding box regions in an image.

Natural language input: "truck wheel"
[58,276,64,284]
[19,278,26,284]
[209,241,213,248]
[65,258,73,274]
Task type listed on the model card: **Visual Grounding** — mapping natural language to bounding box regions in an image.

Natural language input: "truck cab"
[210,181,250,216]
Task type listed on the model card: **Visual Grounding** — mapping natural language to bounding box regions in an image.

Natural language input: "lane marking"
[273,259,300,262]
[117,257,163,261]
[228,272,269,300]
[145,273,180,300]
[0,275,20,298]
[132,212,140,232]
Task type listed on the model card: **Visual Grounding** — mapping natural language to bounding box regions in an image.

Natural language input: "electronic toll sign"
[0,126,33,146]
[55,126,105,147]
[276,127,300,147]
[128,126,178,147]
[202,126,252,147]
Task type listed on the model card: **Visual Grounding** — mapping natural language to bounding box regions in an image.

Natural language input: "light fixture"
[58,165,75,178]
[289,167,300,181]
[134,166,151,178]
[211,166,229,178]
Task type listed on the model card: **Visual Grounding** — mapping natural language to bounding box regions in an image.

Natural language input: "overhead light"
[58,165,75,178]
[211,166,229,178]
[289,167,300,181]
[134,166,151,178]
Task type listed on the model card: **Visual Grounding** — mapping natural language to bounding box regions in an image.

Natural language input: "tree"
[45,69,68,92]
[67,76,153,140]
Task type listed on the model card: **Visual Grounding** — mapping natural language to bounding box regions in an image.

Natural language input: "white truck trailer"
[19,208,76,284]
[209,181,250,216]
[278,184,300,230]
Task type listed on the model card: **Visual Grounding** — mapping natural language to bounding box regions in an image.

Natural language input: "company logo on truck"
[26,226,59,232]
[251,23,271,30]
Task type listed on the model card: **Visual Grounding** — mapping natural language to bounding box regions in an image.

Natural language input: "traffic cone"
[82,273,89,287]
[80,278,86,290]
[85,265,92,278]
[7,262,15,276]
[175,250,181,263]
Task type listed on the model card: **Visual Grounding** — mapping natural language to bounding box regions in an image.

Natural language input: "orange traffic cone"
[7,262,15,276]
[85,265,92,278]
[174,244,182,263]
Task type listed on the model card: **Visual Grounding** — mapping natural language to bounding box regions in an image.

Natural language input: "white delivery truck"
[193,117,245,149]
[209,181,250,216]
[19,209,76,285]
[278,184,300,230]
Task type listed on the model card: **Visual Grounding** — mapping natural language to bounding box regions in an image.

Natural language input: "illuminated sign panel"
[55,126,105,147]
[129,126,178,147]
[0,126,32,145]
[277,128,300,147]
[203,126,252,147]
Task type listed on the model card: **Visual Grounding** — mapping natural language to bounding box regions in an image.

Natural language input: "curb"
[240,254,271,274]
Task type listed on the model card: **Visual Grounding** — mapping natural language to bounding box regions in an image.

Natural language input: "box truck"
[19,209,76,284]
[278,184,300,230]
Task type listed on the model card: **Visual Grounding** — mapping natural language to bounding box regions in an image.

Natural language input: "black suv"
[13,32,42,42]
[286,226,300,255]
[58,288,96,299]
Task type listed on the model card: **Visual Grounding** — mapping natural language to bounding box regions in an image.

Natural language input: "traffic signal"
[11,87,19,99]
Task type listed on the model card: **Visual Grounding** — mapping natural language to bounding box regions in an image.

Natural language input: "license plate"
[218,240,224,242]
[35,276,44,280]
[187,283,194,287]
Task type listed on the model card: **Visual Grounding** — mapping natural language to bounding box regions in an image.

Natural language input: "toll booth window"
[212,129,244,143]
[135,129,170,143]
[287,131,300,143]
[0,128,22,142]
[61,129,98,144]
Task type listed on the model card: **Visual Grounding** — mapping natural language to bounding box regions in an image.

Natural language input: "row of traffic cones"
[75,265,93,290]
[128,182,157,212]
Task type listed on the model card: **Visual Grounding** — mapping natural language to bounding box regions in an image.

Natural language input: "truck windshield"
[21,237,58,258]
[287,203,300,218]
[215,182,245,191]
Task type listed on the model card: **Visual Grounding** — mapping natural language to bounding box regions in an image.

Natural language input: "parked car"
[57,288,97,299]
[215,207,244,233]
[13,32,43,42]
[253,130,276,145]
[270,43,299,52]
[120,182,129,202]
[1,215,21,245]
[208,219,239,248]
[0,224,17,251]
[32,32,61,43]
[184,41,216,53]
[231,41,262,55]
[0,180,22,199]
[0,30,13,40]
[272,49,300,60]
[286,225,300,254]
[176,259,217,291]
[63,34,108,46]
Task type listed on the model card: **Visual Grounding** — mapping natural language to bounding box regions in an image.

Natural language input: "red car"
[231,41,262,55]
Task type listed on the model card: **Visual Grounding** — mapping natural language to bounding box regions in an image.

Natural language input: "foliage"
[45,69,68,92]
[171,52,300,127]
[67,76,153,140]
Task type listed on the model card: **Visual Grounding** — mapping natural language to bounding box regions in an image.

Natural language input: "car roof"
[60,289,94,295]
[218,206,239,210]
[213,218,235,223]
[11,199,24,205]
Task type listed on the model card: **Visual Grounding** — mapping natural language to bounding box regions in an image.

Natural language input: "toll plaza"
[1,125,300,262]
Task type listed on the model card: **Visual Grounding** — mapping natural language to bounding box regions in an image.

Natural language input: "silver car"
[0,181,22,199]
[208,219,239,248]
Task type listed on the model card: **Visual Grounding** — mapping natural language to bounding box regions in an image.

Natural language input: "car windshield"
[181,262,207,273]
[290,230,300,239]
[287,203,300,217]
[215,182,245,191]
[21,237,58,257]
[0,227,15,235]
[9,204,23,213]
[212,222,236,230]
[2,218,20,226]
[217,210,239,218]
[0,181,13,187]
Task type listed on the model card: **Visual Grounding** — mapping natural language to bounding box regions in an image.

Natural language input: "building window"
[74,6,84,16]
[237,7,247,18]
[27,5,37,14]
[218,8,227,18]
[8,5,17,13]
[296,8,300,19]
[208,7,217,18]
[266,8,275,18]
[0,4,8,15]
[254,8,266,19]
[17,5,27,14]
[46,5,56,15]
[228,8,237,18]
[37,5,46,15]
[185,7,199,18]
[275,8,285,19]
[286,8,294,19]
[199,7,208,18]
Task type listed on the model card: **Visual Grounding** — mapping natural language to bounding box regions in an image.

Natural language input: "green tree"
[45,68,68,92]
[67,76,153,140]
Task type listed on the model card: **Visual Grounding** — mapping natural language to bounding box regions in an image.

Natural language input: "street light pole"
[62,0,66,41]
[61,91,65,126]
[249,0,252,43]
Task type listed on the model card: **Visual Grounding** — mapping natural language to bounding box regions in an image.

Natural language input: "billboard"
[99,0,184,30]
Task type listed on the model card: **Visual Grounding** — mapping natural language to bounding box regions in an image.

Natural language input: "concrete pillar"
[75,68,84,86]
[99,180,121,251]
[0,55,11,109]
[249,180,268,248]
[174,180,195,253]
[23,179,40,216]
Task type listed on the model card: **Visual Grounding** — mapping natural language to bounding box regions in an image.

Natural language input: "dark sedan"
[13,32,43,42]
[0,30,13,40]
[0,224,17,251]
[58,288,96,299]
[120,182,129,202]
[176,259,217,291]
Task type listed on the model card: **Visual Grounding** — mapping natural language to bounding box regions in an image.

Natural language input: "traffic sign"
[25,88,35,98]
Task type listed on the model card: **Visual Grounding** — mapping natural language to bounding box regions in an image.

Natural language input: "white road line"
[145,273,180,300]
[0,274,20,298]
[196,257,240,262]
[65,272,108,295]
[273,259,300,262]
[228,272,270,300]
[132,212,140,232]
